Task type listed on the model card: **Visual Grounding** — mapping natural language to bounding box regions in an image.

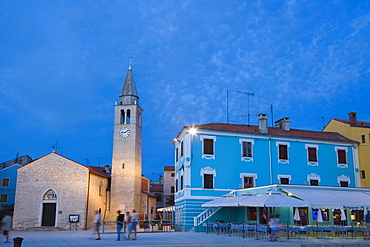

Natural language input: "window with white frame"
[200,135,216,159]
[180,141,184,157]
[239,139,254,162]
[338,174,350,187]
[335,147,348,168]
[240,173,257,188]
[276,142,290,164]
[175,147,178,162]
[201,166,216,189]
[278,175,291,184]
[307,173,320,186]
[305,144,319,166]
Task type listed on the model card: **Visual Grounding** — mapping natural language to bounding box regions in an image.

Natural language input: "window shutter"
[308,147,317,162]
[203,139,214,155]
[279,145,288,160]
[337,150,347,164]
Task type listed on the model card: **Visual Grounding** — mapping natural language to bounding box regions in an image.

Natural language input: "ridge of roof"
[184,122,357,143]
[88,166,111,179]
[333,118,370,128]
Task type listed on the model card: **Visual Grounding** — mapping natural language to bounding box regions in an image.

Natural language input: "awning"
[238,189,310,207]
[281,187,370,209]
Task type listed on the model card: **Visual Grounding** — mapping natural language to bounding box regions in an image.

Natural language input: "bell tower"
[110,60,143,213]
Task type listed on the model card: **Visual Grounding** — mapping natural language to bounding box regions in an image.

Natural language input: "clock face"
[119,127,130,138]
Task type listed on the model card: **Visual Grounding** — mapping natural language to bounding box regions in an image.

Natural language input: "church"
[12,63,156,230]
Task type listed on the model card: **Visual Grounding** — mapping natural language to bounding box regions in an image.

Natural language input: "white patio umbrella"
[294,208,300,221]
[341,209,347,221]
[317,209,323,222]
[201,194,235,207]
[238,189,311,207]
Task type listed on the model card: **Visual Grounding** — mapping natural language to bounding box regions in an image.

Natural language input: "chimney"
[348,112,357,125]
[103,164,110,174]
[275,117,291,131]
[258,113,268,134]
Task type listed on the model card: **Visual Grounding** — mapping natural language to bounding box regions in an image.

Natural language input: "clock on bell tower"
[110,61,143,213]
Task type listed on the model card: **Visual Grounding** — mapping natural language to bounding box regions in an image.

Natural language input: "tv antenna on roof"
[237,91,254,125]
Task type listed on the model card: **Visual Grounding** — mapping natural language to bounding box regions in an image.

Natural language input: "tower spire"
[119,56,139,105]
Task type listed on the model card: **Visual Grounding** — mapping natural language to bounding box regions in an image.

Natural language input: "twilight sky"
[1,1,369,179]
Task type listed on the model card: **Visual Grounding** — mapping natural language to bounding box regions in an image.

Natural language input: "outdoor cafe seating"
[201,222,366,240]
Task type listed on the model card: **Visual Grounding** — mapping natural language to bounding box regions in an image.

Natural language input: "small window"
[340,181,349,187]
[243,177,254,188]
[180,175,183,190]
[175,147,178,162]
[361,170,366,179]
[242,142,252,158]
[1,178,9,187]
[362,135,366,143]
[310,180,319,186]
[170,186,175,193]
[155,193,162,202]
[337,149,347,164]
[308,147,318,162]
[203,139,214,155]
[122,163,125,169]
[247,207,257,221]
[280,178,290,184]
[0,194,7,203]
[278,144,288,160]
[180,141,184,157]
[126,109,131,124]
[175,178,178,192]
[203,174,214,189]
[99,182,103,197]
[171,173,175,177]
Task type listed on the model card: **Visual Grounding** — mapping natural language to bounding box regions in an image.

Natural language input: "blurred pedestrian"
[1,213,12,243]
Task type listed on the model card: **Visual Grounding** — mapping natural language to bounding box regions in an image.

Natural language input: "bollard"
[13,237,24,247]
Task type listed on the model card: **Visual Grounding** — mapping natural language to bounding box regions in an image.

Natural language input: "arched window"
[120,109,125,124]
[126,109,131,124]
[43,189,57,200]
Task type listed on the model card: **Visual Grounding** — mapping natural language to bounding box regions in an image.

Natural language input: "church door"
[41,203,56,226]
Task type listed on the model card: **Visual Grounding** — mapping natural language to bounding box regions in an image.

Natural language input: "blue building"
[173,114,359,231]
[0,154,32,206]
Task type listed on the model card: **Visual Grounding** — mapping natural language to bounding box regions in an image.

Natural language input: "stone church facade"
[13,152,109,230]
[13,63,156,230]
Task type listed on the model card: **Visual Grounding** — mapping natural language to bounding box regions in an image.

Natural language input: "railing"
[199,222,366,240]
[193,207,221,226]
[102,220,174,234]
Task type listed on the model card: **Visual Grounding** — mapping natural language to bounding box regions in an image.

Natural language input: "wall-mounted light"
[189,127,197,135]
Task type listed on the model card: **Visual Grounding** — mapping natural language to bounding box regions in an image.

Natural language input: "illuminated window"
[312,209,329,222]
[247,207,257,221]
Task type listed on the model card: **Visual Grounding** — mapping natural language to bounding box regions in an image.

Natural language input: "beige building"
[13,63,156,229]
[324,112,369,187]
[13,152,109,230]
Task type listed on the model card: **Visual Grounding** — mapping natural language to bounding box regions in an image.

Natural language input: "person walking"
[267,214,275,241]
[125,211,132,240]
[116,210,125,241]
[94,209,101,240]
[365,211,370,240]
[1,213,12,243]
[131,209,139,240]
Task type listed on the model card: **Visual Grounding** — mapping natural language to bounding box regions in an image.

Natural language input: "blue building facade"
[0,164,22,206]
[173,115,359,231]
